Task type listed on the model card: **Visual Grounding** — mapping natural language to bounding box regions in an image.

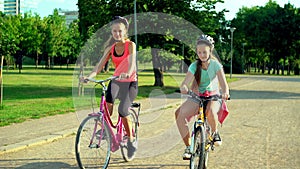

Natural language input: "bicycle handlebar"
[175,89,230,101]
[85,76,119,84]
[187,90,222,102]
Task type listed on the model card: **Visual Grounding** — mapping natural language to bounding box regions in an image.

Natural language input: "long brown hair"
[192,35,215,91]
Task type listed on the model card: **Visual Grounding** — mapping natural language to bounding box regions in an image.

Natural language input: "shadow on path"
[15,162,75,169]
[230,89,300,100]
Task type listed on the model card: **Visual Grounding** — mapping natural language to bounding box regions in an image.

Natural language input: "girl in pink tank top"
[84,16,138,159]
[111,41,137,82]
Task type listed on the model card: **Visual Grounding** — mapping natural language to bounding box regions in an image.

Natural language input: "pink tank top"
[111,41,137,82]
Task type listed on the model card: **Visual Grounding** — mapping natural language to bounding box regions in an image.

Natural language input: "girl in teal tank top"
[175,35,230,159]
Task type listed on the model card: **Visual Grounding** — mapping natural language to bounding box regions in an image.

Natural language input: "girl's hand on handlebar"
[119,73,129,80]
[80,76,90,83]
[180,84,188,94]
[222,93,230,100]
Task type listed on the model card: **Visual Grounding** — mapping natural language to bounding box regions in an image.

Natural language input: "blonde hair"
[104,16,129,50]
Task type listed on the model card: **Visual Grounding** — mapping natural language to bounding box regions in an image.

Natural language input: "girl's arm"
[216,69,230,99]
[180,71,195,94]
[87,47,112,79]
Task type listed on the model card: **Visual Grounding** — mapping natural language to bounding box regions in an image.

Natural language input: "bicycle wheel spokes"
[190,126,206,169]
[75,116,111,169]
[121,109,138,162]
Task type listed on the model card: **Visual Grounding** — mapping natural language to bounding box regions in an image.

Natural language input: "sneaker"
[127,140,136,159]
[213,132,222,146]
[182,146,191,160]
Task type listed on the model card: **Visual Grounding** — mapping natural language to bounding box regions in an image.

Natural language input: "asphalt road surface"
[0,75,299,169]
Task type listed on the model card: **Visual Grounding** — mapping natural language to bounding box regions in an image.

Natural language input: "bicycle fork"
[190,119,204,155]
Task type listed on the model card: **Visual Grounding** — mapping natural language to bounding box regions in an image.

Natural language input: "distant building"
[58,8,78,25]
[0,0,38,15]
[0,1,3,13]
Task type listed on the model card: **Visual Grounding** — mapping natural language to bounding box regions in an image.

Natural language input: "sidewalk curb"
[0,128,77,155]
[0,96,183,155]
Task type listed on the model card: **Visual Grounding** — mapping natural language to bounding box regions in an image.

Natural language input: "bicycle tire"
[190,125,206,169]
[120,108,139,162]
[203,122,212,169]
[75,115,111,169]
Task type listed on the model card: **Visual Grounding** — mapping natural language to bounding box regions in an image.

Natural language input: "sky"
[35,0,300,19]
[36,0,78,17]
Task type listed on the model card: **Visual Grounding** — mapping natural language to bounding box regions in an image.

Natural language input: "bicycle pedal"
[183,157,191,160]
[131,102,140,108]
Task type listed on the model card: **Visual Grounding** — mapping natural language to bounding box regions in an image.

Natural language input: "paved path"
[0,75,299,169]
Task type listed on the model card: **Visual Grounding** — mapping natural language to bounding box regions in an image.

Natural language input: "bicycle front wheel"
[190,125,206,169]
[120,108,139,162]
[75,115,111,169]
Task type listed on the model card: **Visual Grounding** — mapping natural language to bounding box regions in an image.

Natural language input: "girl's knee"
[175,107,181,118]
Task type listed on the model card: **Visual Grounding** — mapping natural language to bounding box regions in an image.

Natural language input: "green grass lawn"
[0,67,238,127]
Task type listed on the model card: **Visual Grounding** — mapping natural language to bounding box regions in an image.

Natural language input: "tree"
[232,0,300,75]
[0,14,19,70]
[43,9,68,68]
[78,0,227,86]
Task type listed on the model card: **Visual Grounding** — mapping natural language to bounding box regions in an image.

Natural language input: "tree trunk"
[262,61,265,74]
[17,51,22,74]
[287,60,290,75]
[0,55,3,108]
[247,63,251,73]
[47,56,51,69]
[294,63,299,75]
[18,59,22,74]
[151,48,164,87]
[36,51,39,69]
[281,59,285,75]
[272,62,276,75]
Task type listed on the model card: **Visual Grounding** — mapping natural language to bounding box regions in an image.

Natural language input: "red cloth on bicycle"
[198,91,229,124]
[218,100,229,124]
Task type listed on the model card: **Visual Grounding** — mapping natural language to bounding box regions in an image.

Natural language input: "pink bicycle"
[75,76,140,169]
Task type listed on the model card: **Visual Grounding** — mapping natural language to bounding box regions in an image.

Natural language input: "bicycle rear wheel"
[75,115,111,169]
[120,108,139,162]
[190,125,206,169]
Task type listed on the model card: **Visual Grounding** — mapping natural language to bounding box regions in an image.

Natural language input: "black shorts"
[106,80,138,117]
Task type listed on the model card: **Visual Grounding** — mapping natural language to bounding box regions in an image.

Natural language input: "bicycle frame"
[101,92,124,152]
[190,100,213,153]
[88,77,126,153]
[190,99,206,152]
[187,91,223,168]
[75,76,140,169]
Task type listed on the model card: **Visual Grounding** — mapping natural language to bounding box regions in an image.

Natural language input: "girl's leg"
[107,103,114,116]
[206,100,222,146]
[119,82,138,142]
[106,81,119,116]
[206,101,221,133]
[175,100,198,146]
[118,82,138,158]
[121,116,133,141]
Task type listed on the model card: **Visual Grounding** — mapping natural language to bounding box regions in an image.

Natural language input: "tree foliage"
[231,0,300,75]
[78,0,227,86]
[0,10,81,72]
